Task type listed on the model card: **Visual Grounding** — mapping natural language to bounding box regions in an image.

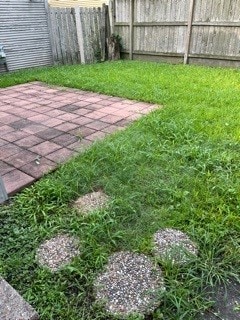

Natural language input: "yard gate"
[0,0,53,73]
[113,0,240,67]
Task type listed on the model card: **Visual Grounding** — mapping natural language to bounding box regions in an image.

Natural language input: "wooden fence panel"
[113,0,240,67]
[193,0,239,22]
[48,5,109,65]
[115,0,130,23]
[134,0,189,22]
[189,0,240,61]
[190,26,240,57]
[114,0,190,59]
[134,26,186,54]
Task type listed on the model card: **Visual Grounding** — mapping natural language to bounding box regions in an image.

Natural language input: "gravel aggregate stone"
[36,234,79,272]
[73,190,109,215]
[94,251,165,317]
[153,228,198,264]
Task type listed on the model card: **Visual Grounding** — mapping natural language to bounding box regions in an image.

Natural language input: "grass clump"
[0,61,240,319]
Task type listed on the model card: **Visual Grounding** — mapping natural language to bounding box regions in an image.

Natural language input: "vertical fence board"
[53,8,63,64]
[66,9,76,64]
[100,5,106,60]
[88,8,94,62]
[61,8,68,63]
[48,8,58,63]
[129,0,134,60]
[64,9,71,63]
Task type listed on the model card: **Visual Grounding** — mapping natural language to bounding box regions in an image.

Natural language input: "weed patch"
[0,61,239,319]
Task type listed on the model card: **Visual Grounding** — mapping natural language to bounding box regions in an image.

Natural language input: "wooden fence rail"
[112,0,240,67]
[48,5,110,65]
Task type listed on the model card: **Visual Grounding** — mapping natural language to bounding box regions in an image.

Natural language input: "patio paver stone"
[0,82,160,196]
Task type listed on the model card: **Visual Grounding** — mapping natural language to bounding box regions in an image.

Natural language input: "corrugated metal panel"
[0,0,53,72]
[49,0,109,8]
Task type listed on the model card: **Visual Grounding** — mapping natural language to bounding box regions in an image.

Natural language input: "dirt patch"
[200,279,240,320]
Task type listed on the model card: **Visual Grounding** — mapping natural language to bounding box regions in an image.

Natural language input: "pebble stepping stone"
[36,234,79,272]
[73,190,109,215]
[94,251,165,317]
[153,228,198,264]
[0,278,39,320]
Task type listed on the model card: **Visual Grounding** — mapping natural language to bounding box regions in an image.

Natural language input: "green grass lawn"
[0,61,239,319]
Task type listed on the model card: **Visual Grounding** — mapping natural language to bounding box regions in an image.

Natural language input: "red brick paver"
[0,82,161,196]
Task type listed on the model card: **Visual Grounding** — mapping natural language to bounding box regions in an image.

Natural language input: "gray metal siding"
[0,0,53,72]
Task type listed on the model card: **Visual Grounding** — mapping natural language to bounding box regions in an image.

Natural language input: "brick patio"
[0,82,159,196]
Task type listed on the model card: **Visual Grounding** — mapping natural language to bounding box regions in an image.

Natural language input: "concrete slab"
[0,278,39,320]
[0,176,8,203]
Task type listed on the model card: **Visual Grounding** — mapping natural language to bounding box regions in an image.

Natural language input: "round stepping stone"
[94,251,165,317]
[36,234,79,272]
[153,228,198,264]
[73,190,109,215]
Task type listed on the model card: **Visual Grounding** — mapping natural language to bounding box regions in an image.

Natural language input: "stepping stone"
[94,251,165,317]
[73,190,109,215]
[0,278,39,320]
[36,234,79,272]
[153,228,198,264]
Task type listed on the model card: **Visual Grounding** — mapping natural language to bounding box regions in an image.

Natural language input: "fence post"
[109,0,115,34]
[129,0,134,60]
[105,4,111,40]
[44,0,55,65]
[75,7,86,64]
[0,176,8,204]
[184,0,195,64]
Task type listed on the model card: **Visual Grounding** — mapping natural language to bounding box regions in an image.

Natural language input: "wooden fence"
[112,0,240,67]
[48,5,110,64]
